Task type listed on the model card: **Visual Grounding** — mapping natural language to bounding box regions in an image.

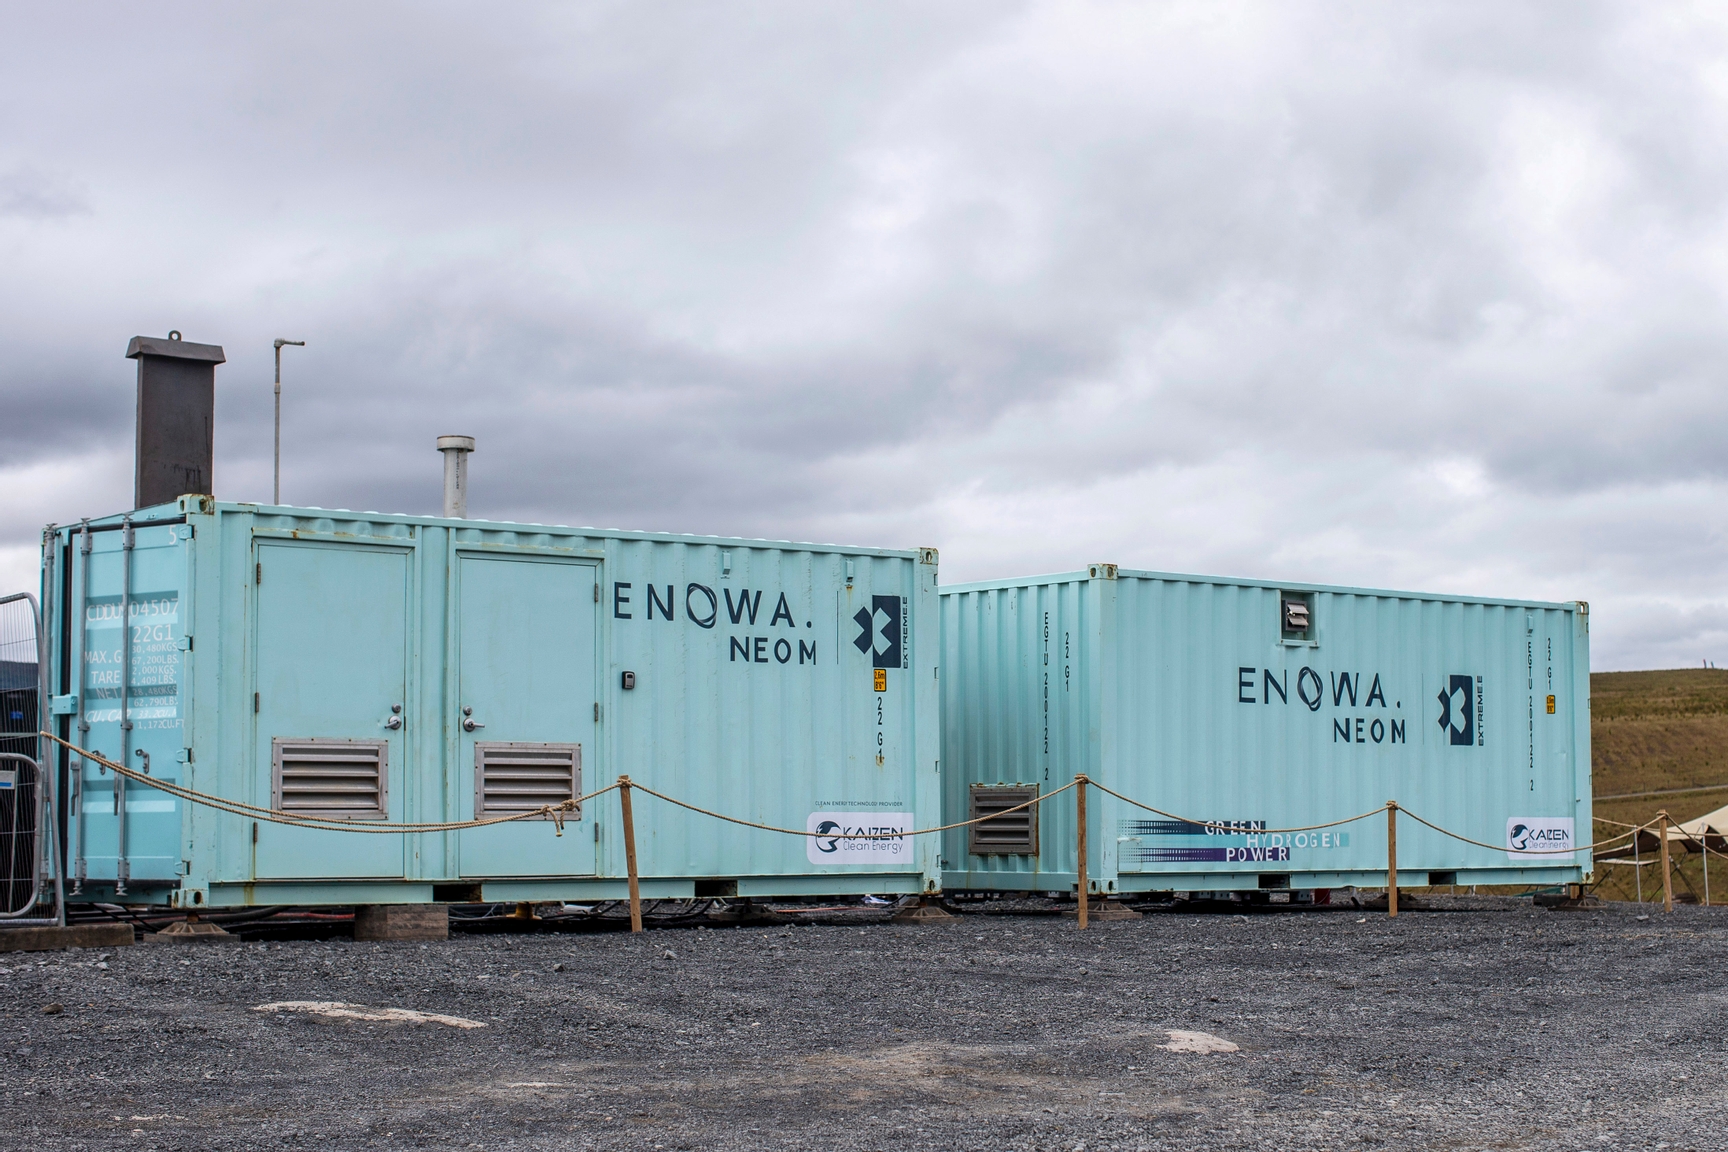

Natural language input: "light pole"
[273,338,305,505]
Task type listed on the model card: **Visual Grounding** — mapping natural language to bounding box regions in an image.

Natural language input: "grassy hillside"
[1589,668,1728,903]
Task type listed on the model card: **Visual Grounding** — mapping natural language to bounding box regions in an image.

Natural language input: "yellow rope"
[622,776,1080,840]
[1666,824,1728,862]
[1396,806,1649,856]
[1085,779,1386,835]
[40,730,1664,865]
[41,732,614,834]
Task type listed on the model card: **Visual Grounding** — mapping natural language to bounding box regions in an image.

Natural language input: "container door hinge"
[50,694,79,715]
[594,702,600,722]
[254,692,260,713]
[178,635,193,651]
[593,584,599,602]
[255,562,262,584]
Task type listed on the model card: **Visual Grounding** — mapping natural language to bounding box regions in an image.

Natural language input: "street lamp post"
[273,338,305,505]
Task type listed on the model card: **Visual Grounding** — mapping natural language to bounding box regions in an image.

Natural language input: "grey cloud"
[0,168,92,219]
[2,2,1727,668]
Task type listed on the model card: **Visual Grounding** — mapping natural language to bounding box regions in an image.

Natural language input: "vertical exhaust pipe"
[126,332,225,508]
[438,435,475,518]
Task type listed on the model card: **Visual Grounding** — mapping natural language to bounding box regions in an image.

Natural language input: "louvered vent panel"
[272,739,388,820]
[475,742,581,818]
[969,784,1039,855]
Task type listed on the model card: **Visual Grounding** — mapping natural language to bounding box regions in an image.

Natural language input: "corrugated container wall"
[941,565,1591,895]
[42,498,940,908]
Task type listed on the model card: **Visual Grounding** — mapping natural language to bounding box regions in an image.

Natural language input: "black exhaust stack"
[126,332,225,509]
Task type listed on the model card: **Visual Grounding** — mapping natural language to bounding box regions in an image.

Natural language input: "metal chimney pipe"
[126,331,225,509]
[438,435,475,518]
[272,338,305,505]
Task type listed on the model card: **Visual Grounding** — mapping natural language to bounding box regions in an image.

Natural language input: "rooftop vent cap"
[437,435,475,518]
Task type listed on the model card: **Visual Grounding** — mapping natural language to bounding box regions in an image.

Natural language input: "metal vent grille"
[272,739,388,820]
[475,742,581,819]
[1283,599,1310,631]
[969,784,1039,855]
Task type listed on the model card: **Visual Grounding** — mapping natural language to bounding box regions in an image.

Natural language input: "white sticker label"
[1507,816,1575,860]
[806,811,914,866]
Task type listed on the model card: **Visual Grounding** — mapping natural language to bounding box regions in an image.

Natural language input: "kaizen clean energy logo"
[1506,817,1573,861]
[805,811,913,865]
[812,820,843,853]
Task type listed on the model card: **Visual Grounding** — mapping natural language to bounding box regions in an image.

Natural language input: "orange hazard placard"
[873,668,887,692]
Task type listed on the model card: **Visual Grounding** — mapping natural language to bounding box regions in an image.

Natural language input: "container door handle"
[385,704,403,730]
[462,706,484,733]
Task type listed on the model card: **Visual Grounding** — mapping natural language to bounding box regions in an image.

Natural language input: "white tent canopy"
[1596,801,1728,860]
[1673,803,1728,842]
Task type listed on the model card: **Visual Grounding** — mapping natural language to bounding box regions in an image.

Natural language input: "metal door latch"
[385,703,403,731]
[462,706,484,733]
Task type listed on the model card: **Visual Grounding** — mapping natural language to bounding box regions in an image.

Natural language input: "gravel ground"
[3,897,1724,1151]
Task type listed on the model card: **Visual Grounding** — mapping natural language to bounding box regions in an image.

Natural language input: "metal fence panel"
[1,589,56,921]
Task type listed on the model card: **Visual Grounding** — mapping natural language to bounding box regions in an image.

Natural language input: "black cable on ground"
[70,903,157,934]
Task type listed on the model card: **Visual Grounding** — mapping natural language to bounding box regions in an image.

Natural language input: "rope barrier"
[39,732,614,835]
[36,729,1692,865]
[1592,812,1728,864]
[1671,825,1728,863]
[1084,779,1388,835]
[624,777,1081,840]
[1397,805,1650,856]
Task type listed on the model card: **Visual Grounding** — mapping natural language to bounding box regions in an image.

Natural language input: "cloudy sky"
[2,2,1725,669]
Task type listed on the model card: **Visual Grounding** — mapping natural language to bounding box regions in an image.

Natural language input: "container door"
[72,523,191,888]
[455,556,597,879]
[253,542,410,879]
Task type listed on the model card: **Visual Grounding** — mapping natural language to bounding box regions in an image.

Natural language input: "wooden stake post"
[1659,810,1673,914]
[619,776,643,933]
[1387,801,1399,918]
[1076,775,1089,930]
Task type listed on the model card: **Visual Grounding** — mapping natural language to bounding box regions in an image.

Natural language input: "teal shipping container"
[941,565,1591,896]
[40,497,940,909]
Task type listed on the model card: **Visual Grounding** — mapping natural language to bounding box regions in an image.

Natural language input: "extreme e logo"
[853,595,903,670]
[1437,674,1481,747]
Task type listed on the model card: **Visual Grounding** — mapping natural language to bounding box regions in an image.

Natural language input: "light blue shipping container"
[941,564,1591,896]
[41,497,941,909]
